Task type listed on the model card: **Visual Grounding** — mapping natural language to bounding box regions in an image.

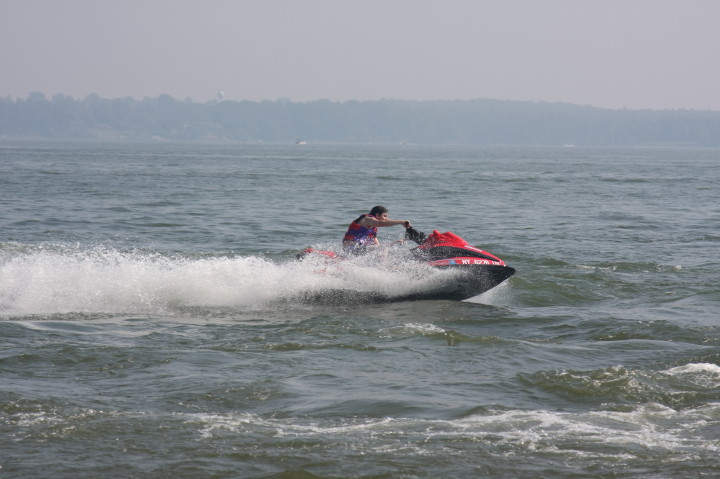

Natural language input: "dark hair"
[369,206,388,217]
[353,205,388,224]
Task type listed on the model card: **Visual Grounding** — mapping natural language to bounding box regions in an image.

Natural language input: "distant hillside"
[2,93,719,146]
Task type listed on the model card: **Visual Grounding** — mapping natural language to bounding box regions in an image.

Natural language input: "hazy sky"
[2,0,719,110]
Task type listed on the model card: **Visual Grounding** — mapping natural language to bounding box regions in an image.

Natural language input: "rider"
[342,206,411,253]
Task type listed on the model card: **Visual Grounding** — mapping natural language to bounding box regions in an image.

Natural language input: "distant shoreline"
[2,94,719,147]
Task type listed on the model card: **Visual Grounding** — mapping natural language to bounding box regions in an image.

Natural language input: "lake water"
[1,141,719,478]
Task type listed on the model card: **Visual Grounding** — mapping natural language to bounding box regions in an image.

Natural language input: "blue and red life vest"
[343,214,377,249]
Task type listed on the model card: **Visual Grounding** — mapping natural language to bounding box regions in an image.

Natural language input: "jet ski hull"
[295,261,515,304]
[420,263,516,301]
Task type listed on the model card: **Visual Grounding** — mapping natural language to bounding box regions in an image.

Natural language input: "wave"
[6,393,719,466]
[519,362,720,411]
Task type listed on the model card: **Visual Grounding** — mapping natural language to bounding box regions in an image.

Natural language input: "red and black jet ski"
[297,227,515,302]
[403,227,515,300]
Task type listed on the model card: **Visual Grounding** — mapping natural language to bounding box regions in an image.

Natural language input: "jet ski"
[296,227,515,303]
[404,227,515,300]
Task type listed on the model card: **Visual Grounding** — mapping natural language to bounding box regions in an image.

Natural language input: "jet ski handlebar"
[405,226,428,245]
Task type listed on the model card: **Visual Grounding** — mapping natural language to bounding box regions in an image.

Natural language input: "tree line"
[1,92,719,146]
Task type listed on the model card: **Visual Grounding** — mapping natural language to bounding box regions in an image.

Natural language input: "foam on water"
[664,363,720,389]
[377,322,447,338]
[0,244,273,315]
[0,243,462,316]
[184,402,720,461]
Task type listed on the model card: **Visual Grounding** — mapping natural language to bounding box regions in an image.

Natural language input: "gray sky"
[2,0,719,110]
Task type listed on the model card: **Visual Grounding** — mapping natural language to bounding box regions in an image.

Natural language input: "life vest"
[343,214,377,248]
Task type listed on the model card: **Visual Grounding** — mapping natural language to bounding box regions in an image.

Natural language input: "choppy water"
[1,141,719,478]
